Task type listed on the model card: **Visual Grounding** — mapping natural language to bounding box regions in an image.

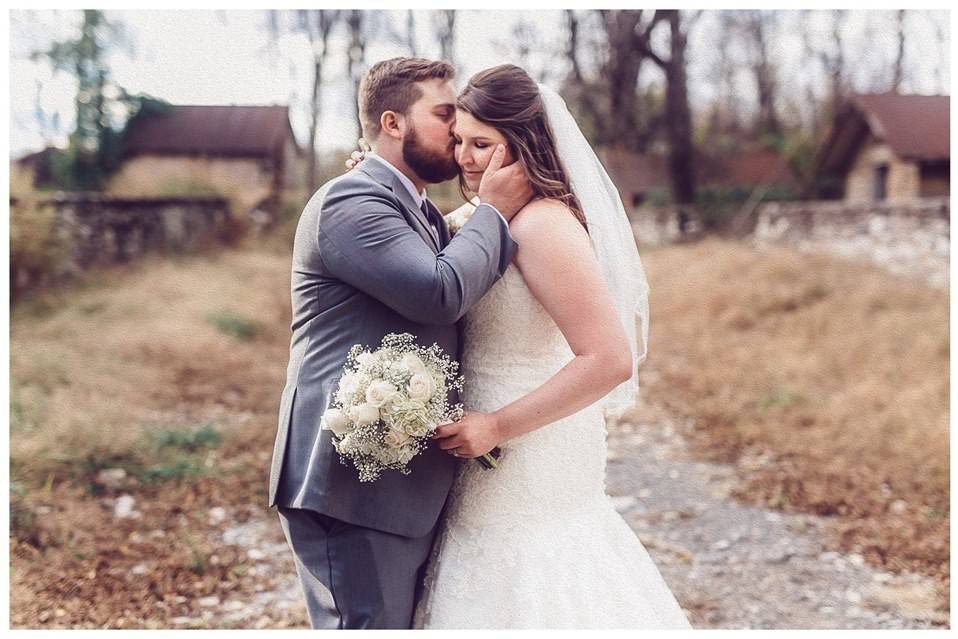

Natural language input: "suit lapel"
[356,159,440,253]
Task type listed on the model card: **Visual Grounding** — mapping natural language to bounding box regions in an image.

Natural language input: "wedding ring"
[452,449,459,457]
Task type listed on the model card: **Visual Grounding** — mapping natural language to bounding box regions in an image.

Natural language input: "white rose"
[348,402,381,425]
[404,418,435,438]
[335,432,355,453]
[337,372,361,397]
[400,353,428,375]
[356,352,377,368]
[380,400,396,416]
[383,428,412,448]
[365,380,398,408]
[320,407,350,437]
[407,373,436,401]
[397,445,418,465]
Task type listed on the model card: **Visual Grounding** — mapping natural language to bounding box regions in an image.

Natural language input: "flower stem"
[476,446,502,470]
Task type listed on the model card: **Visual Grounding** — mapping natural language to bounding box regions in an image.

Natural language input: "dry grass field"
[639,237,949,586]
[8,236,949,626]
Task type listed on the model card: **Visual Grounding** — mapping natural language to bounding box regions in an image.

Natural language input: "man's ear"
[380,111,405,141]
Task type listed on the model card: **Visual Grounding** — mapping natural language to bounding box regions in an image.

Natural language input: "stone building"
[108,104,305,218]
[10,146,60,195]
[813,93,950,202]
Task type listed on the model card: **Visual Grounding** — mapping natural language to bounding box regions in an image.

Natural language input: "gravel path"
[607,409,947,629]
[199,407,948,629]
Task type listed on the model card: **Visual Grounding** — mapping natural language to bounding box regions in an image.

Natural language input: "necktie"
[420,200,440,244]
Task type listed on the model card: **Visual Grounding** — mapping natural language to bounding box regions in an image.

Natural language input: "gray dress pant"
[276,505,438,629]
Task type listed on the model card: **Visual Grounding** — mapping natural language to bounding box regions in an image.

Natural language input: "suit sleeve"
[318,186,518,326]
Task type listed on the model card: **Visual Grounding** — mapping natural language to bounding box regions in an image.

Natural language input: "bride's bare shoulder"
[509,197,586,244]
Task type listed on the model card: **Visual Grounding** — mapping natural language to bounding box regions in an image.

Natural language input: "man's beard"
[402,125,459,184]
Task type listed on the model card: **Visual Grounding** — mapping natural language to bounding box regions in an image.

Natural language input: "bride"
[414,65,692,629]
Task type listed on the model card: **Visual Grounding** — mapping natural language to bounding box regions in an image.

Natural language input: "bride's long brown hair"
[456,64,586,230]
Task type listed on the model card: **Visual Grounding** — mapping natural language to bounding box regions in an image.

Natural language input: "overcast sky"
[8,9,952,159]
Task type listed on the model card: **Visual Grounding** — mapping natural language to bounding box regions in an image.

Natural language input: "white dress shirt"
[364,152,508,232]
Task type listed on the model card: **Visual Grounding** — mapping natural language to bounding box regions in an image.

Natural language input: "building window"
[919,160,950,197]
[873,164,888,201]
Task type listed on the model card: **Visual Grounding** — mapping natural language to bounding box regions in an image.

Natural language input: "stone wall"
[630,205,704,246]
[751,197,949,288]
[10,193,232,292]
[629,198,949,288]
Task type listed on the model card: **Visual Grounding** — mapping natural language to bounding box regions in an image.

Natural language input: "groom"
[268,57,532,629]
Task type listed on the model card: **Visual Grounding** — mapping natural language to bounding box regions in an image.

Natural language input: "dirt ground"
[8,237,949,627]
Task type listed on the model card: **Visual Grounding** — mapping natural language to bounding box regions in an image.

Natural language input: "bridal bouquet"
[322,333,500,482]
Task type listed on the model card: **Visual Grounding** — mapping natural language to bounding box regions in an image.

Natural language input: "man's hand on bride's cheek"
[432,411,503,458]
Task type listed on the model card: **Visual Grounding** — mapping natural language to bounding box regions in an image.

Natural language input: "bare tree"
[566,9,585,83]
[433,10,456,65]
[819,10,849,124]
[706,11,745,143]
[798,11,822,135]
[511,20,536,74]
[406,10,418,57]
[597,10,653,149]
[267,10,340,193]
[346,10,368,139]
[928,11,947,94]
[562,10,605,144]
[637,10,699,233]
[742,10,781,139]
[890,10,906,92]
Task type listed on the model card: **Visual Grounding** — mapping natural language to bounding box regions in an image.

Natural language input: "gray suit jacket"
[268,157,518,538]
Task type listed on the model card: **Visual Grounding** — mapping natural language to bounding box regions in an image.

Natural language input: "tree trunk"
[434,10,456,66]
[746,11,780,138]
[821,10,848,124]
[890,10,906,92]
[307,58,321,193]
[406,10,417,57]
[601,11,645,149]
[301,10,338,193]
[707,11,743,141]
[662,11,697,211]
[799,12,821,135]
[563,10,604,144]
[346,10,368,139]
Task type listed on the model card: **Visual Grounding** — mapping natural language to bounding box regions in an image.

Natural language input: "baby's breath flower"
[327,333,464,481]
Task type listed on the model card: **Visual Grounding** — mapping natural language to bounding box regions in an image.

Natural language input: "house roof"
[596,146,668,195]
[597,145,797,196]
[122,105,298,158]
[854,93,950,160]
[699,148,798,188]
[816,93,950,176]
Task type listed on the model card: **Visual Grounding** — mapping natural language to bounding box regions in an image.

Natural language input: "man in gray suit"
[268,57,532,629]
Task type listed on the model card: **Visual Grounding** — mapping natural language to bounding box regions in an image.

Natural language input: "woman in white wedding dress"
[413,65,692,629]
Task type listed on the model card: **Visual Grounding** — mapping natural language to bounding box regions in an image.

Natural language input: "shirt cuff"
[478,201,508,226]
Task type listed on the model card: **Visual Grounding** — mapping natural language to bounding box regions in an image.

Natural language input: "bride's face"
[453,110,515,193]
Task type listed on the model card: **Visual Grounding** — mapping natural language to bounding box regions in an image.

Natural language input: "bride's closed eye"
[452,135,489,150]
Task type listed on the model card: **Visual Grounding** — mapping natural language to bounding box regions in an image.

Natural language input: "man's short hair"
[358,57,456,140]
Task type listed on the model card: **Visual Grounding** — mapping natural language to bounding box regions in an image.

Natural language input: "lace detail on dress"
[412,265,691,629]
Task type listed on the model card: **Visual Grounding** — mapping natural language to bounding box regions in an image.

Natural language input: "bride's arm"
[433,198,633,457]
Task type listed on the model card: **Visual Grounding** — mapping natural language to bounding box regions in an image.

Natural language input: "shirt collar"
[366,152,427,208]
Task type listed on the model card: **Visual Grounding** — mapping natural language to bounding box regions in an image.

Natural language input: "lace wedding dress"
[412,263,693,629]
